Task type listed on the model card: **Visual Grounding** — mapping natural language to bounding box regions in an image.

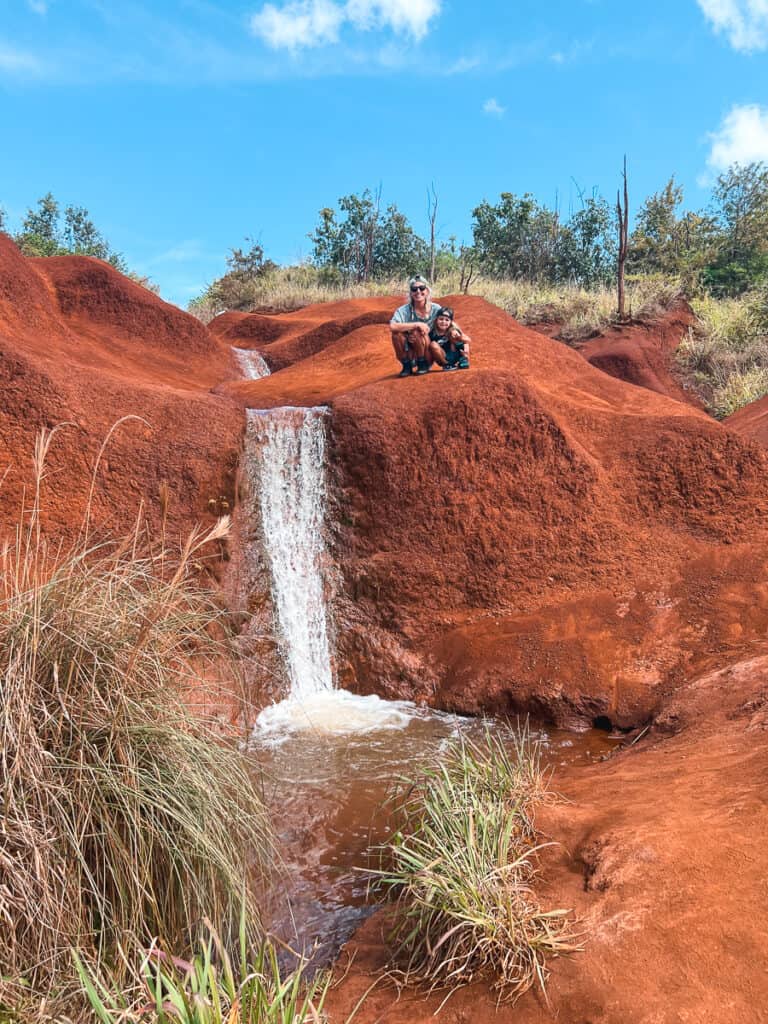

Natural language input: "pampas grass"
[0,427,272,1019]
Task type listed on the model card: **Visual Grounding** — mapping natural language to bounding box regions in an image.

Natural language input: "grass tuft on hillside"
[678,290,768,417]
[369,728,580,1002]
[0,428,272,1021]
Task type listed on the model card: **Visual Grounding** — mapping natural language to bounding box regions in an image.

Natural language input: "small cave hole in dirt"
[593,715,613,732]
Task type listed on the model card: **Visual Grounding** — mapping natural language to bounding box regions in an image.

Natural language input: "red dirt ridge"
[0,234,241,546]
[217,293,768,728]
[5,244,768,1021]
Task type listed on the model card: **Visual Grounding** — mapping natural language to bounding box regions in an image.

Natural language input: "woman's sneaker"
[398,360,413,377]
[416,358,430,375]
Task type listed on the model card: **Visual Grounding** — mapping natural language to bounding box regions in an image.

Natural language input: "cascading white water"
[234,353,417,737]
[233,347,271,380]
[246,406,335,700]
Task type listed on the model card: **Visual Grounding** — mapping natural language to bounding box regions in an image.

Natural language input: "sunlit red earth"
[2,233,768,1022]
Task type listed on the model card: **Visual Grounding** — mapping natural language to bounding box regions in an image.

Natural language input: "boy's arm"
[450,324,471,343]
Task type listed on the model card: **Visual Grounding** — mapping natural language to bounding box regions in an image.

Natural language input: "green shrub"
[369,729,579,1001]
[75,918,331,1024]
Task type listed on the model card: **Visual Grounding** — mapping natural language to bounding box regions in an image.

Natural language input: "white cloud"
[345,0,440,40]
[27,0,48,14]
[250,0,441,50]
[250,0,344,49]
[482,97,505,116]
[706,103,768,170]
[697,0,768,52]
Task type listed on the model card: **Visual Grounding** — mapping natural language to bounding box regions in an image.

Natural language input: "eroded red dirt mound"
[0,236,240,548]
[327,653,768,1024]
[217,293,768,726]
[578,300,701,408]
[210,297,394,372]
[533,301,702,409]
[724,392,768,446]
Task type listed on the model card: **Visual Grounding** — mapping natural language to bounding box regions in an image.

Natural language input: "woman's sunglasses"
[411,285,428,293]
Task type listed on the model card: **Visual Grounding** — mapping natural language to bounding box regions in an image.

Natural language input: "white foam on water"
[246,406,334,699]
[233,347,271,379]
[254,689,418,742]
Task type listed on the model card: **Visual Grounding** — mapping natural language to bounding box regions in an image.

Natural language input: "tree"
[427,183,438,283]
[556,193,616,287]
[310,189,428,282]
[204,238,278,311]
[471,192,559,280]
[14,192,126,268]
[62,205,110,259]
[616,159,629,320]
[704,162,768,295]
[629,177,716,284]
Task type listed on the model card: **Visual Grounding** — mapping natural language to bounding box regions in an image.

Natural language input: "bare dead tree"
[427,183,438,282]
[617,156,629,321]
[459,244,475,294]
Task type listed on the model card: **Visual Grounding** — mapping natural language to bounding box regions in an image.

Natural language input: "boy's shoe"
[442,363,457,371]
[416,358,430,375]
[398,360,413,377]
[458,356,470,369]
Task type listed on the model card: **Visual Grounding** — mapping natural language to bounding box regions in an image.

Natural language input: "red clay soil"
[0,234,241,551]
[724,392,768,446]
[6,253,768,1020]
[326,653,768,1024]
[534,300,703,410]
[218,293,768,727]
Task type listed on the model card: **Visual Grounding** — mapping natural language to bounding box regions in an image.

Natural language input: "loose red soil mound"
[209,297,394,372]
[0,235,240,547]
[724,392,768,446]
[216,293,768,725]
[327,653,768,1024]
[575,301,702,409]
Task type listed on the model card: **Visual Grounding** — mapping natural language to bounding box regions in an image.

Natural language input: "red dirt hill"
[0,234,241,546]
[218,294,768,727]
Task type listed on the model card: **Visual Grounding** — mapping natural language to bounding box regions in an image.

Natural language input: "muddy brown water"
[247,695,617,966]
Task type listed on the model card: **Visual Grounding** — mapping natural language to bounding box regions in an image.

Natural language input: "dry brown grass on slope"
[678,291,768,417]
[0,427,272,1021]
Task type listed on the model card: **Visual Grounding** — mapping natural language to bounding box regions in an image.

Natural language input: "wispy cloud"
[482,97,505,117]
[250,0,442,51]
[706,103,768,170]
[697,0,768,52]
[0,43,44,74]
[26,0,49,14]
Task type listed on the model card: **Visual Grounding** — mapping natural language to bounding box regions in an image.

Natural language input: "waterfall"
[233,347,271,380]
[246,407,334,699]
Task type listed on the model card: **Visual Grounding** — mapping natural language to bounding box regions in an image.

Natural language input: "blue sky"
[1,0,767,306]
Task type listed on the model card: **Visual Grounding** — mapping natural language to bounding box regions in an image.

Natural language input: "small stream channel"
[232,345,617,965]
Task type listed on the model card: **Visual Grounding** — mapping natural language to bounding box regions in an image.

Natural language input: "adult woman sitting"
[389,275,444,376]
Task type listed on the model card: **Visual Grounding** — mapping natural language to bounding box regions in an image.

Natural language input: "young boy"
[429,307,471,370]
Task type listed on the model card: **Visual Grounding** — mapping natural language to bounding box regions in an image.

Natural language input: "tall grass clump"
[369,729,579,1002]
[76,917,332,1024]
[0,429,272,1016]
[679,290,768,416]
